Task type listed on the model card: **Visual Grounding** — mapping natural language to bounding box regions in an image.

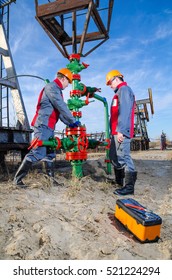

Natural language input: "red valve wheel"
[77,135,88,152]
[105,138,110,149]
[55,137,61,150]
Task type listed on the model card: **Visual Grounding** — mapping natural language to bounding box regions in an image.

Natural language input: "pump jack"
[131,88,154,151]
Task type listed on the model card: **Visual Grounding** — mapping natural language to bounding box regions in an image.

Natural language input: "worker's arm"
[45,83,75,125]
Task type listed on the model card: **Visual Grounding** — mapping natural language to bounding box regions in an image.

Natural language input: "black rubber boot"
[43,161,62,187]
[114,167,125,187]
[114,171,137,195]
[106,166,125,185]
[43,161,54,177]
[13,158,32,188]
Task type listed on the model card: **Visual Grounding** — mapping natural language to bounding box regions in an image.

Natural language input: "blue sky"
[7,0,172,140]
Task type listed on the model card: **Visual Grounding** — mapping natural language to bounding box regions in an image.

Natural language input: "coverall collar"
[114,82,127,93]
[117,81,127,89]
[54,78,63,89]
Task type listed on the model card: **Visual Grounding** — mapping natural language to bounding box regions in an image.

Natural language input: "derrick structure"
[0,0,32,169]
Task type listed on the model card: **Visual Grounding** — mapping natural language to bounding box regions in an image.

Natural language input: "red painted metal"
[66,127,86,136]
[72,111,82,118]
[77,135,89,152]
[66,151,87,161]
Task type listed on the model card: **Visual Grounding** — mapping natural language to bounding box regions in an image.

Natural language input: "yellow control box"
[114,198,162,242]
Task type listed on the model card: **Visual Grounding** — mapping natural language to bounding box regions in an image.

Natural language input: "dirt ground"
[0,149,172,260]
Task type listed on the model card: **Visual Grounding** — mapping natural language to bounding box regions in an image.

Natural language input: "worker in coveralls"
[106,70,137,195]
[160,130,166,150]
[14,68,80,188]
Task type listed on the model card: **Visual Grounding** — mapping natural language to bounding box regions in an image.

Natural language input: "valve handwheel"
[78,135,88,152]
[55,137,61,150]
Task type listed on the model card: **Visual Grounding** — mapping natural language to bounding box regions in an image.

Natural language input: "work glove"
[69,121,81,128]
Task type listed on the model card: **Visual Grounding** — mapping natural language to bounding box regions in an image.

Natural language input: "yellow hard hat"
[58,68,72,83]
[106,70,123,85]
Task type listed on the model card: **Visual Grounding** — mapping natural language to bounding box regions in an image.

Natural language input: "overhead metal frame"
[34,0,114,57]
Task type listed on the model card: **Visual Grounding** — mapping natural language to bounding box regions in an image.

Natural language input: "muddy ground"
[0,149,171,260]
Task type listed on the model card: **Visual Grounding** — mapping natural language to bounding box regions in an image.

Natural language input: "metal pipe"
[93,93,111,174]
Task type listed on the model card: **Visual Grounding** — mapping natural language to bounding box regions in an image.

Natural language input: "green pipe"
[71,161,84,178]
[93,93,111,174]
[67,98,88,110]
[41,138,59,149]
